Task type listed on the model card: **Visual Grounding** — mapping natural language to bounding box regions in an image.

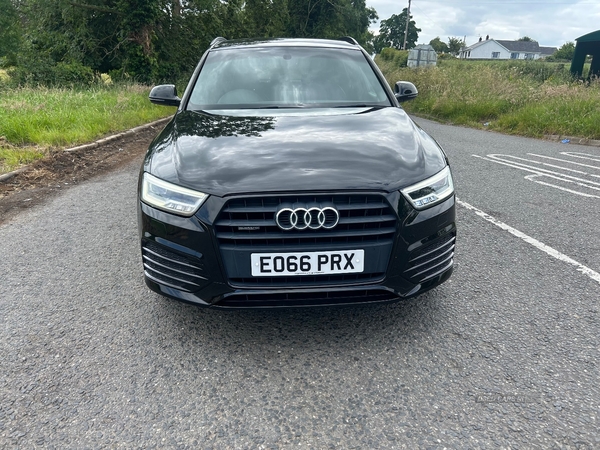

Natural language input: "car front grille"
[403,233,455,284]
[217,288,399,308]
[228,272,386,288]
[142,240,206,292]
[214,194,397,287]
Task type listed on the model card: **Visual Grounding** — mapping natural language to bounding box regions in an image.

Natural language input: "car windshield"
[187,46,391,110]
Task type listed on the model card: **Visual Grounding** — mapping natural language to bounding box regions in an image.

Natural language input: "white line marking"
[481,154,600,187]
[525,175,600,198]
[562,152,600,163]
[457,199,600,285]
[473,154,600,198]
[528,153,600,170]
[517,156,600,178]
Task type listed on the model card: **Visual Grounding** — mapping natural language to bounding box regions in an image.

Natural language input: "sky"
[367,0,600,49]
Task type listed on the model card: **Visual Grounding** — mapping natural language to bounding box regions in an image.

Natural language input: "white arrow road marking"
[457,199,600,285]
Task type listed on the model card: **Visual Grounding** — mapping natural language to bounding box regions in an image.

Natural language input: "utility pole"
[402,0,412,50]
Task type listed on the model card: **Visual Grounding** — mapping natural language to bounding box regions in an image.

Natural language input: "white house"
[459,37,557,60]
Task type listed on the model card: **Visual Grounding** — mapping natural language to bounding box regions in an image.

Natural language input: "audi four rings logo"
[275,207,340,230]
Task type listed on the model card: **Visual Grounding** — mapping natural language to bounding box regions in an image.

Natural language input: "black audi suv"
[138,37,456,308]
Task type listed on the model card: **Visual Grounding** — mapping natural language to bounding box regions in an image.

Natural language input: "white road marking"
[524,175,600,199]
[473,153,600,198]
[457,199,600,285]
[527,153,600,171]
[562,152,600,163]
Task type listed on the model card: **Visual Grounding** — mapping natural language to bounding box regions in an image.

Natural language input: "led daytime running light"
[401,166,454,210]
[141,173,208,216]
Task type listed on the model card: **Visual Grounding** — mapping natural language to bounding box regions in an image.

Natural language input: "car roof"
[210,37,360,51]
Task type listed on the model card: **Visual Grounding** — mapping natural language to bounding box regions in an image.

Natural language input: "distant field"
[376,52,600,140]
[0,83,175,173]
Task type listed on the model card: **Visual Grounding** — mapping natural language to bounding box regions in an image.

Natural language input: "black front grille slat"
[403,233,456,284]
[418,259,454,283]
[405,245,454,273]
[218,289,399,307]
[144,263,201,288]
[216,219,275,227]
[222,206,278,214]
[143,245,200,270]
[334,203,389,211]
[218,239,394,252]
[143,254,207,280]
[230,273,385,288]
[142,240,205,292]
[215,194,398,288]
[215,227,396,241]
[410,236,456,263]
[408,252,453,278]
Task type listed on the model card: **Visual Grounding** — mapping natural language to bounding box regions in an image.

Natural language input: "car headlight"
[141,173,208,216]
[401,166,454,210]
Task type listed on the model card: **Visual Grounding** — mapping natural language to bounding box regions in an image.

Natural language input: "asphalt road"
[1,119,598,449]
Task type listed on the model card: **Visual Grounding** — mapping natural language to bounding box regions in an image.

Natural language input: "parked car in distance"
[138,36,456,308]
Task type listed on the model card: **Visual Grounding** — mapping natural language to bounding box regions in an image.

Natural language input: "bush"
[378,48,409,68]
[8,59,97,87]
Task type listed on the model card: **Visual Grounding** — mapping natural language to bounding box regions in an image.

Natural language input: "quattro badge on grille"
[275,206,339,231]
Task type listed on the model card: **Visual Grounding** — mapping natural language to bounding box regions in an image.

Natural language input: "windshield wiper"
[253,105,308,109]
[333,104,384,108]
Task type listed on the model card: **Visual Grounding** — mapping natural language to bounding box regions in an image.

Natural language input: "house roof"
[462,38,558,55]
[496,40,540,53]
[463,39,490,51]
[539,46,558,56]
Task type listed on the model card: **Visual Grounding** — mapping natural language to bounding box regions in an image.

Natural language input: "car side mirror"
[149,84,181,107]
[394,81,418,102]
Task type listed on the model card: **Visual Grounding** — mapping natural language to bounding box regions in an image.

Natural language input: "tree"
[518,36,537,42]
[9,0,380,85]
[447,37,463,56]
[244,0,288,38]
[553,41,575,61]
[429,37,448,54]
[0,0,21,65]
[373,8,420,53]
[286,0,377,50]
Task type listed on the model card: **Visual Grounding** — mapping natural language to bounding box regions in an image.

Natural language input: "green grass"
[0,146,44,172]
[0,83,176,173]
[376,55,600,140]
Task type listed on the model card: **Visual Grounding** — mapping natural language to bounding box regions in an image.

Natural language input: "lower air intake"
[142,240,206,292]
[217,289,399,308]
[403,234,455,284]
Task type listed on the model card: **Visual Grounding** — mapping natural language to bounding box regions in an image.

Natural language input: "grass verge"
[376,55,600,140]
[0,83,176,174]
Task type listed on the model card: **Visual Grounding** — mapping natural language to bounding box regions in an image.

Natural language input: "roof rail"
[210,37,227,48]
[338,36,359,45]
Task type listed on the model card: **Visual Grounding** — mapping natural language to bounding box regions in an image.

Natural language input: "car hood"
[144,107,447,197]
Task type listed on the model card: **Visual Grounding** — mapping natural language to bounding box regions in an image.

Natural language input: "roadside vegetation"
[0,80,175,173]
[0,0,380,175]
[376,49,600,139]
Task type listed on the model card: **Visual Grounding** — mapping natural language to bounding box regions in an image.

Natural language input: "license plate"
[251,250,364,277]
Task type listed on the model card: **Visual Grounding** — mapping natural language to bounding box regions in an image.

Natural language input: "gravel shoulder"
[0,122,166,225]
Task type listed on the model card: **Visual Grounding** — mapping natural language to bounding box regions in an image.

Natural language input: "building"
[459,36,557,60]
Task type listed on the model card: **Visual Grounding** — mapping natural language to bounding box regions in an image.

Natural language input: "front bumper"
[138,191,456,308]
